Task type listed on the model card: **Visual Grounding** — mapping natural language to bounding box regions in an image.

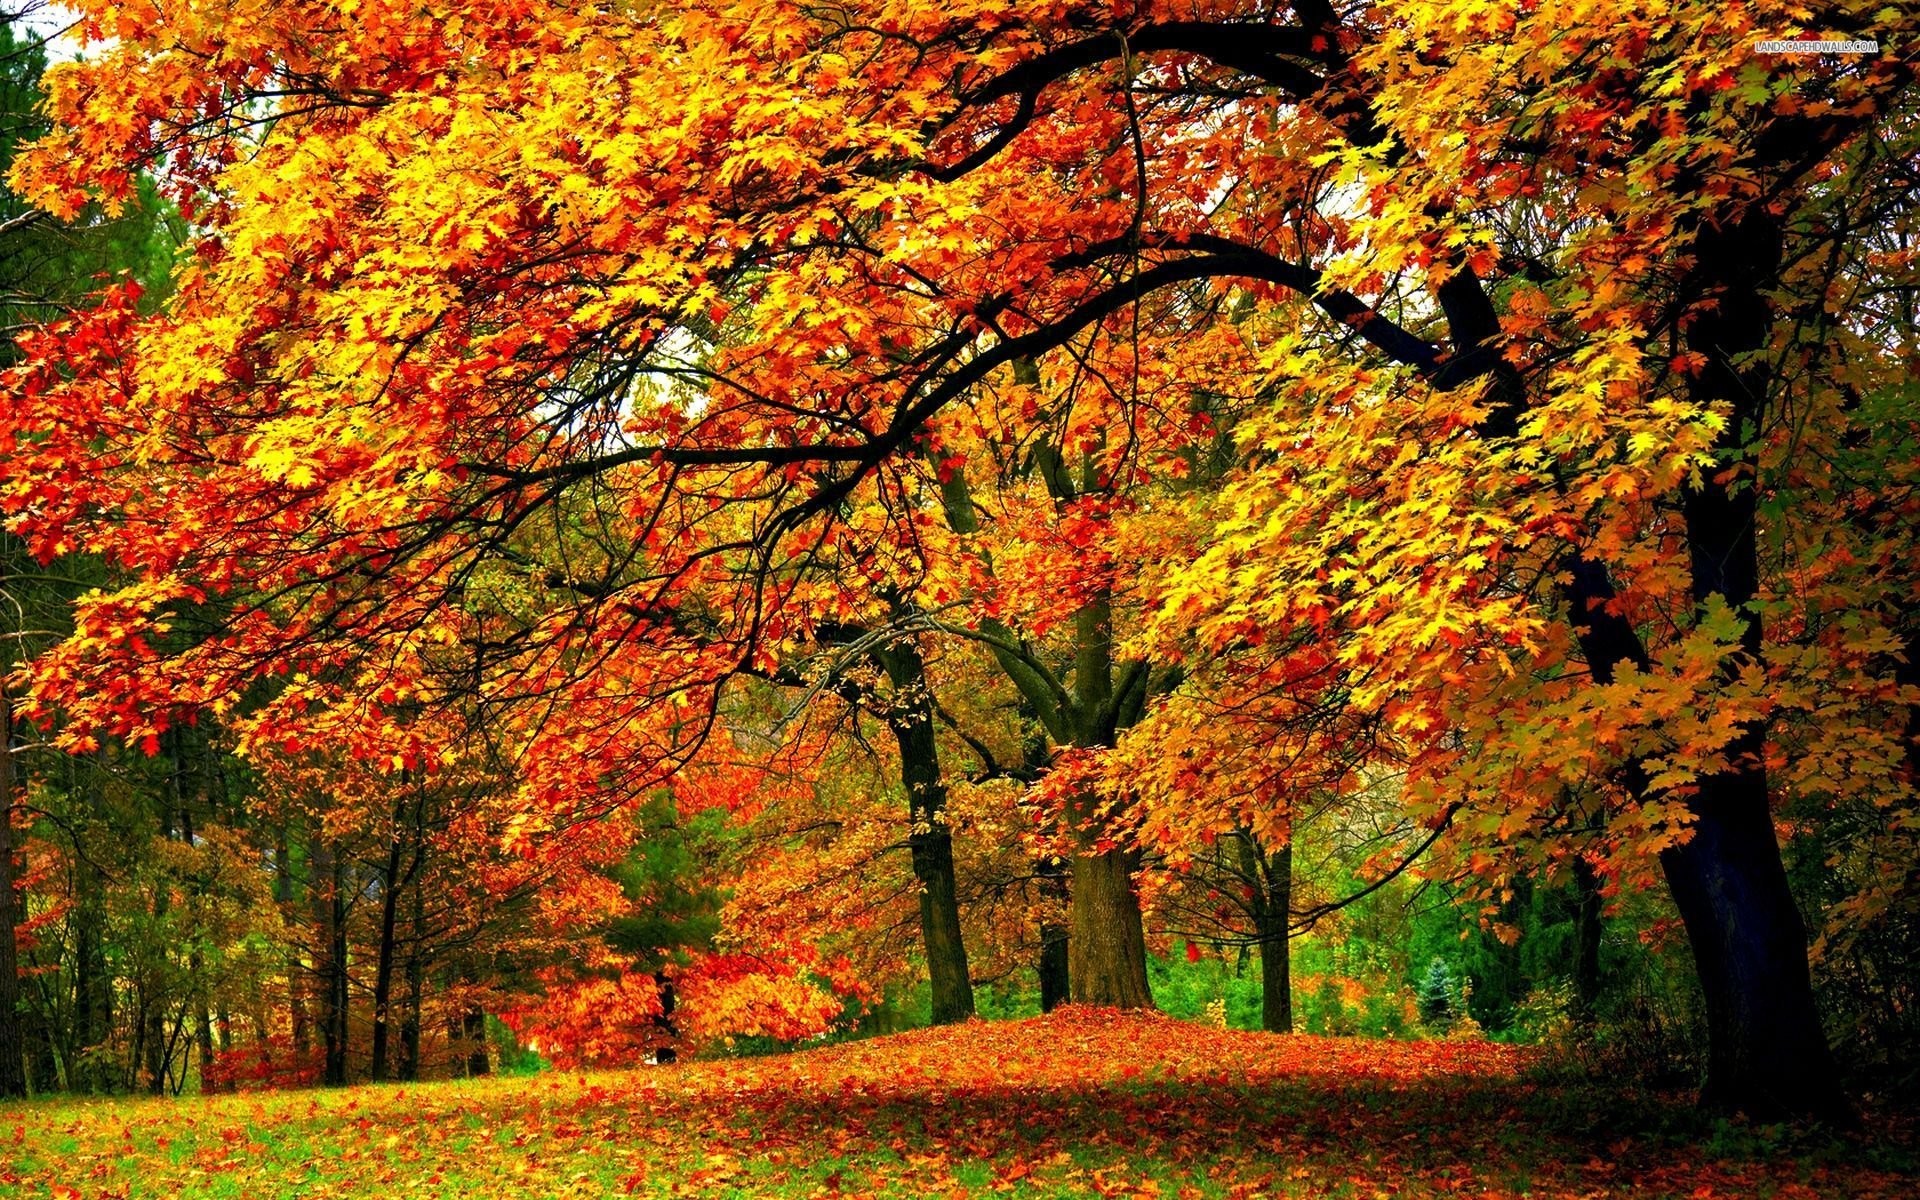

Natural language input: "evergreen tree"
[1418,958,1455,1030]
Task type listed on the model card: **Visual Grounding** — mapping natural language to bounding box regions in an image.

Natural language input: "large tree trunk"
[873,636,975,1025]
[935,453,1154,1013]
[1061,586,1155,1010]
[1658,762,1838,1117]
[1067,844,1152,1008]
[0,677,25,1099]
[1569,542,1841,1115]
[1651,209,1841,1118]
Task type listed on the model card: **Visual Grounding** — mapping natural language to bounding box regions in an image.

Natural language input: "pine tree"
[1418,958,1455,1030]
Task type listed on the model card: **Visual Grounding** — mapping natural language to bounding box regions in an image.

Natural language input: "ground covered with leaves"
[5,1010,1913,1199]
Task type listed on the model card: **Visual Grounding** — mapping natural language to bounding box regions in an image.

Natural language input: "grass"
[3,1008,1912,1198]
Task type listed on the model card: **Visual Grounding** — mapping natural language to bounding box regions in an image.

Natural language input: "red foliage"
[199,1036,324,1092]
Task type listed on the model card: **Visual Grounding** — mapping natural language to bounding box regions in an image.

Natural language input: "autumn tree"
[5,0,1917,1118]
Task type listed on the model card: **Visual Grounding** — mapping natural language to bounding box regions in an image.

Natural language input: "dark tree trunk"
[1067,844,1152,1008]
[1569,537,1841,1115]
[193,987,215,1093]
[73,890,109,1083]
[1239,835,1293,1033]
[1571,854,1604,1025]
[1037,857,1070,1012]
[652,973,678,1064]
[400,879,424,1081]
[872,637,975,1025]
[393,871,420,1082]
[143,1002,167,1095]
[1650,210,1842,1118]
[369,814,406,1083]
[462,1006,489,1077]
[311,838,349,1085]
[276,834,311,1056]
[0,677,25,1099]
[1659,754,1840,1117]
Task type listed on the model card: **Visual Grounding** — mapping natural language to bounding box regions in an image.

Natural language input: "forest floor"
[4,1008,1914,1199]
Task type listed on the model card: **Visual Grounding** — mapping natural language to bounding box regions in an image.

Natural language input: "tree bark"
[1240,835,1293,1033]
[193,990,215,1093]
[1037,856,1070,1012]
[652,972,679,1064]
[276,834,311,1057]
[1651,209,1842,1118]
[311,837,349,1085]
[1571,854,1604,1026]
[1061,586,1155,1009]
[934,450,1154,1012]
[369,801,410,1083]
[462,1006,489,1077]
[872,636,975,1025]
[0,675,25,1099]
[1067,844,1152,1008]
[400,876,424,1081]
[1658,764,1837,1116]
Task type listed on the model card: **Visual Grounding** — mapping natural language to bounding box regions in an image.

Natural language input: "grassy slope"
[3,1008,1911,1198]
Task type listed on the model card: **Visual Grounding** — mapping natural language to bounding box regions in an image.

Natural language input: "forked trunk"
[1254,840,1293,1033]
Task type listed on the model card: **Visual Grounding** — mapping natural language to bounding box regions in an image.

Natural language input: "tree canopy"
[0,0,1916,1121]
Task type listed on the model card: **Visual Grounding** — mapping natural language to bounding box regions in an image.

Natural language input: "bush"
[199,1036,322,1093]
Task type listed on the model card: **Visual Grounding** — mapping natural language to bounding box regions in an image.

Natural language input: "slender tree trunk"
[1240,835,1293,1033]
[276,834,311,1056]
[462,1006,489,1077]
[1571,854,1604,1025]
[143,999,167,1095]
[873,636,975,1025]
[311,838,349,1085]
[0,676,25,1099]
[74,766,111,1092]
[369,813,405,1083]
[652,973,679,1064]
[72,894,101,1081]
[193,986,215,1092]
[400,880,423,1081]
